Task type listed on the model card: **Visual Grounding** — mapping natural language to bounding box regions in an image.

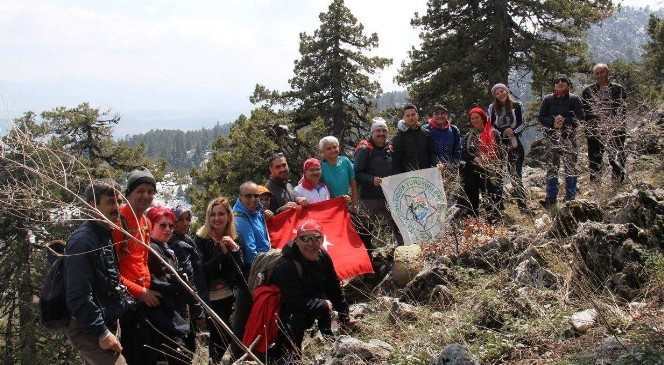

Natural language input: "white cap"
[371,117,388,132]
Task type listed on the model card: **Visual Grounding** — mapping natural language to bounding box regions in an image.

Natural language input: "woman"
[294,158,331,204]
[319,136,358,205]
[488,83,527,209]
[145,206,191,364]
[462,107,504,221]
[194,197,244,362]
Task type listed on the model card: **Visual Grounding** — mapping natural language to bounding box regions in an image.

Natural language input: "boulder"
[391,244,424,287]
[549,199,603,238]
[569,309,598,334]
[349,303,372,320]
[327,335,393,364]
[389,300,418,323]
[375,296,399,310]
[574,222,648,299]
[512,257,558,289]
[430,344,479,365]
[607,188,664,247]
[400,265,458,304]
[429,284,454,308]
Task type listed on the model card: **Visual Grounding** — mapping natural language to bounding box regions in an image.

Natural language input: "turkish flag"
[267,198,373,280]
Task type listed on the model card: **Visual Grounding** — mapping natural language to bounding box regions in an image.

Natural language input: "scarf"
[468,107,497,159]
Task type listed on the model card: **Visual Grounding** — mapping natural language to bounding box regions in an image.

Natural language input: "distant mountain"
[376,90,410,111]
[123,122,230,170]
[588,6,664,63]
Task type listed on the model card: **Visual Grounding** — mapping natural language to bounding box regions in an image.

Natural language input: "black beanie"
[125,169,156,197]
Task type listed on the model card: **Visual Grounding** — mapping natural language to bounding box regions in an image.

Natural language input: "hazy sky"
[1,0,662,135]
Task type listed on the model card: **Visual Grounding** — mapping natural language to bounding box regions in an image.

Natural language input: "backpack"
[40,241,70,329]
[246,248,303,293]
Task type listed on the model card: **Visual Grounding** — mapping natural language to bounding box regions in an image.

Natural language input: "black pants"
[229,284,253,360]
[504,136,526,203]
[462,165,503,217]
[587,127,627,182]
[270,299,332,362]
[119,306,151,365]
[208,296,235,362]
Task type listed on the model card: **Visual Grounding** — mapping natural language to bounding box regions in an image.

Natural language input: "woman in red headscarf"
[461,107,505,221]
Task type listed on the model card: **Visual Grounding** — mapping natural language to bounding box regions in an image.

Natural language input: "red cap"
[297,219,323,236]
[303,158,321,171]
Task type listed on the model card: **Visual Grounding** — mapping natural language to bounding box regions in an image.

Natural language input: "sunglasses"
[158,223,174,230]
[299,234,323,244]
[242,193,261,199]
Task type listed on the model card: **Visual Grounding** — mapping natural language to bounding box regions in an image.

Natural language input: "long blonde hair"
[196,197,237,240]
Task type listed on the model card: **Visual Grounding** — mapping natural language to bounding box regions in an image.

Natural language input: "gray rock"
[549,199,603,238]
[349,303,372,320]
[429,284,454,308]
[569,309,598,333]
[607,188,664,246]
[389,300,418,323]
[513,257,558,289]
[430,344,479,365]
[400,265,458,304]
[329,335,393,363]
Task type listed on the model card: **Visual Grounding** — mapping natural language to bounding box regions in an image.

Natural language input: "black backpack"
[40,241,70,329]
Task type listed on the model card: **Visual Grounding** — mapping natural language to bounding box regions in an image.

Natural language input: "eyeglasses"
[242,193,261,199]
[158,223,174,230]
[299,235,323,244]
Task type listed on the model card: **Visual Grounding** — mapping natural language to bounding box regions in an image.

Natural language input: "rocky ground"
[238,112,664,365]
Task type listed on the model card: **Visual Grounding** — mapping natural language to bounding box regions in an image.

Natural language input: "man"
[112,169,161,364]
[65,180,131,365]
[268,220,350,361]
[538,77,586,208]
[231,181,272,359]
[354,117,402,247]
[582,63,628,183]
[392,104,438,173]
[422,104,462,168]
[265,153,306,213]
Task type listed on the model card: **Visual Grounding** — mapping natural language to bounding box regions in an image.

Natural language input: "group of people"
[61,62,628,365]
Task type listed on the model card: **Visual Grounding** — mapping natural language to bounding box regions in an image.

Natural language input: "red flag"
[267,198,373,280]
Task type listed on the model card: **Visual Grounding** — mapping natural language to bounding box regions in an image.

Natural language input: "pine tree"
[643,14,664,93]
[252,0,391,143]
[398,0,613,114]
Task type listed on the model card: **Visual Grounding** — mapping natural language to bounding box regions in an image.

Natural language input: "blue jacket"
[233,199,270,270]
[422,122,462,165]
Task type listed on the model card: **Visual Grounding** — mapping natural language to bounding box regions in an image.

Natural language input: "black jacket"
[168,233,205,319]
[269,244,349,321]
[193,235,245,300]
[391,126,437,173]
[266,178,296,213]
[146,240,191,338]
[462,128,504,168]
[354,139,393,200]
[581,82,626,122]
[538,93,585,129]
[64,221,130,338]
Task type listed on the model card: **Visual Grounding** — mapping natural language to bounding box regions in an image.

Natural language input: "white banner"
[381,167,448,245]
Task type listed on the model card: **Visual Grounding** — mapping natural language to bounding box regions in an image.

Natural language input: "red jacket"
[242,285,281,353]
[112,204,152,298]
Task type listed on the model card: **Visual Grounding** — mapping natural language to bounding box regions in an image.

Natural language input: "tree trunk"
[489,0,511,87]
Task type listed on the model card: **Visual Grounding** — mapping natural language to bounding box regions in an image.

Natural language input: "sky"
[1,0,662,135]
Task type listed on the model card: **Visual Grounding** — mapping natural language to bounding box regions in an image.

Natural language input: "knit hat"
[432,104,449,114]
[172,205,191,221]
[125,169,156,197]
[491,83,509,96]
[297,219,323,236]
[371,117,388,132]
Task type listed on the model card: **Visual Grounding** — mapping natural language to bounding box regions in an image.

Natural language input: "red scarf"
[468,107,497,159]
[300,158,321,190]
[428,117,450,130]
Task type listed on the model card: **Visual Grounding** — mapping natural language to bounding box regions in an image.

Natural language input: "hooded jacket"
[233,199,271,270]
[65,221,130,338]
[421,120,462,165]
[168,232,205,318]
[391,120,437,173]
[353,138,393,200]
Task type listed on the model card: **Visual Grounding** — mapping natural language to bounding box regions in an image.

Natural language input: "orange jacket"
[112,204,152,298]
